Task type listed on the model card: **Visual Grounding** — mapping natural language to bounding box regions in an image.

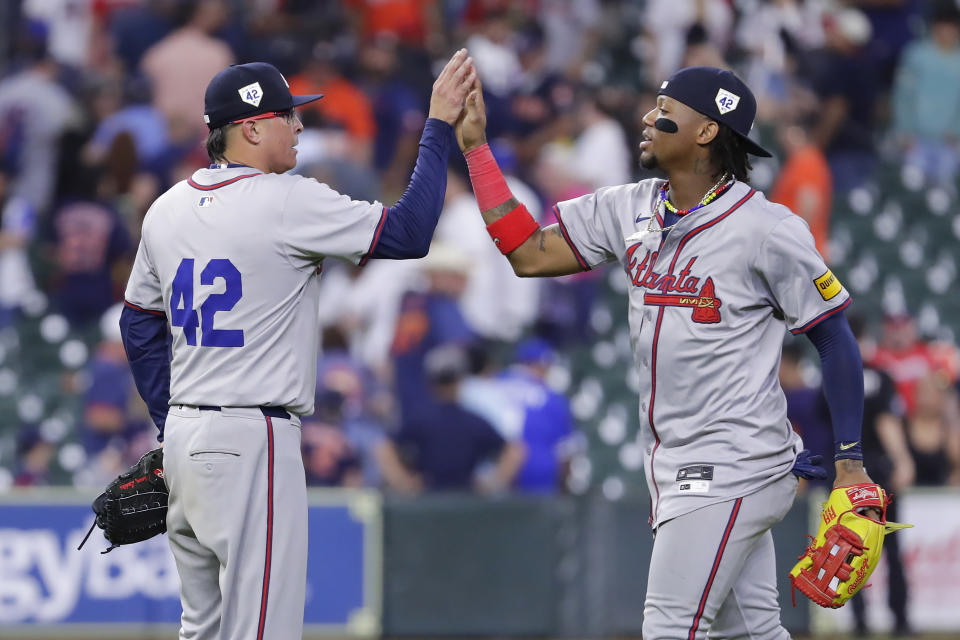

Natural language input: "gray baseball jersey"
[555,179,849,528]
[124,165,385,639]
[124,166,384,415]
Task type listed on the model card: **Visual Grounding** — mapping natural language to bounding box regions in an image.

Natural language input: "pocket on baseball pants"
[188,449,241,460]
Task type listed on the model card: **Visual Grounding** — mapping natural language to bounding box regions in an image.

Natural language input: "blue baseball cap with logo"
[657,66,772,158]
[203,62,323,130]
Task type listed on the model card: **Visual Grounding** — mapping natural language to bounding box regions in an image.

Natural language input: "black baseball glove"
[78,448,168,553]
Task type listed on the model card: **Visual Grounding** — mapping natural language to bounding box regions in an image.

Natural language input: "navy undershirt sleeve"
[804,311,864,460]
[120,304,171,441]
[369,118,454,260]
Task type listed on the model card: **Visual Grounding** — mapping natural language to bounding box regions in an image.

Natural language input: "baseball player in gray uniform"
[120,52,475,639]
[455,67,875,638]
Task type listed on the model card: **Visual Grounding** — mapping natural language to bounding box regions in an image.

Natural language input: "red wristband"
[487,204,539,254]
[465,143,513,211]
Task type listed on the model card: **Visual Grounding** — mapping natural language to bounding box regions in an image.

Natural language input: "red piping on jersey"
[647,305,666,522]
[359,206,388,267]
[256,416,275,640]
[790,297,852,335]
[123,300,165,316]
[688,498,742,639]
[187,173,261,191]
[646,189,755,526]
[654,208,666,229]
[553,205,590,271]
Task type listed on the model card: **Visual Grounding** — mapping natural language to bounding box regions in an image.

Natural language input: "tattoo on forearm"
[537,226,563,252]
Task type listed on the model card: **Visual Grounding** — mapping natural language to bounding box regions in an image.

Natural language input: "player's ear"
[697,120,719,145]
[239,120,263,145]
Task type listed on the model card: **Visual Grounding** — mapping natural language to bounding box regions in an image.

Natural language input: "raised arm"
[366,49,477,261]
[456,79,583,277]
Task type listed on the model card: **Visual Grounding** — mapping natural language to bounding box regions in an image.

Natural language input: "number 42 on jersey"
[170,258,244,347]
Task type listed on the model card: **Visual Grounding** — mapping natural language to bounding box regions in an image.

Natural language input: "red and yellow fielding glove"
[790,483,912,608]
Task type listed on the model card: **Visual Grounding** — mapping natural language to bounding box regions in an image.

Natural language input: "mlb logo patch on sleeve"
[198,196,214,207]
[814,270,842,300]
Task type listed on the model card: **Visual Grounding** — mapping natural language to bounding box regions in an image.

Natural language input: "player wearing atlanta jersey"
[121,54,475,640]
[454,67,874,639]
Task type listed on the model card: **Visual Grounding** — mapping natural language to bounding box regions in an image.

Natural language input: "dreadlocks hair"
[709,123,752,183]
[205,125,231,164]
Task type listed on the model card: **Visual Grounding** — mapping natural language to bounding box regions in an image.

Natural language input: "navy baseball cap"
[658,66,772,158]
[203,62,323,130]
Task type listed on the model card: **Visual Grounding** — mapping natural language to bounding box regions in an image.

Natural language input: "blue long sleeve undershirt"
[120,304,171,441]
[368,117,454,260]
[803,311,864,460]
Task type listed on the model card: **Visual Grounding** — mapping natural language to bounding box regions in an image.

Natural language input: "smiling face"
[639,95,717,172]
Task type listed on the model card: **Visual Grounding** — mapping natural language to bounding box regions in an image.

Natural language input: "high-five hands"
[428,48,477,125]
[456,76,487,152]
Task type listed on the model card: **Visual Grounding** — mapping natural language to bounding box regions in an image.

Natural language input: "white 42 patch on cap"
[239,82,263,107]
[715,88,740,114]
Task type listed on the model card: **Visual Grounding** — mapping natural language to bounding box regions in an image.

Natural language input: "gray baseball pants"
[643,473,798,639]
[163,405,307,640]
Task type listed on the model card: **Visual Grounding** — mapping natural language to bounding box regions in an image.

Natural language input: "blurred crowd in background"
[0,0,959,501]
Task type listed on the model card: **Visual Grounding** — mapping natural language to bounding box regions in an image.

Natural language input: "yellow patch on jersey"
[814,270,842,301]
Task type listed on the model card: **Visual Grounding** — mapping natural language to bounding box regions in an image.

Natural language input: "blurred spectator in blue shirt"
[378,344,525,493]
[317,326,391,487]
[499,338,577,494]
[81,303,148,458]
[84,75,171,176]
[302,390,364,488]
[357,35,428,196]
[390,242,477,423]
[46,196,132,327]
[779,341,832,488]
[892,0,960,190]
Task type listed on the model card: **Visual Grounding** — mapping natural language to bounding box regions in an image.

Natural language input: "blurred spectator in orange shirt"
[771,121,832,260]
[289,43,377,167]
[344,0,439,48]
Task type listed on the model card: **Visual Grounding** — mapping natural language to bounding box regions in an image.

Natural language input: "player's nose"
[641,107,657,128]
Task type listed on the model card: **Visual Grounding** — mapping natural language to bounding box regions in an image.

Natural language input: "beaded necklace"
[647,174,733,234]
[661,173,733,215]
